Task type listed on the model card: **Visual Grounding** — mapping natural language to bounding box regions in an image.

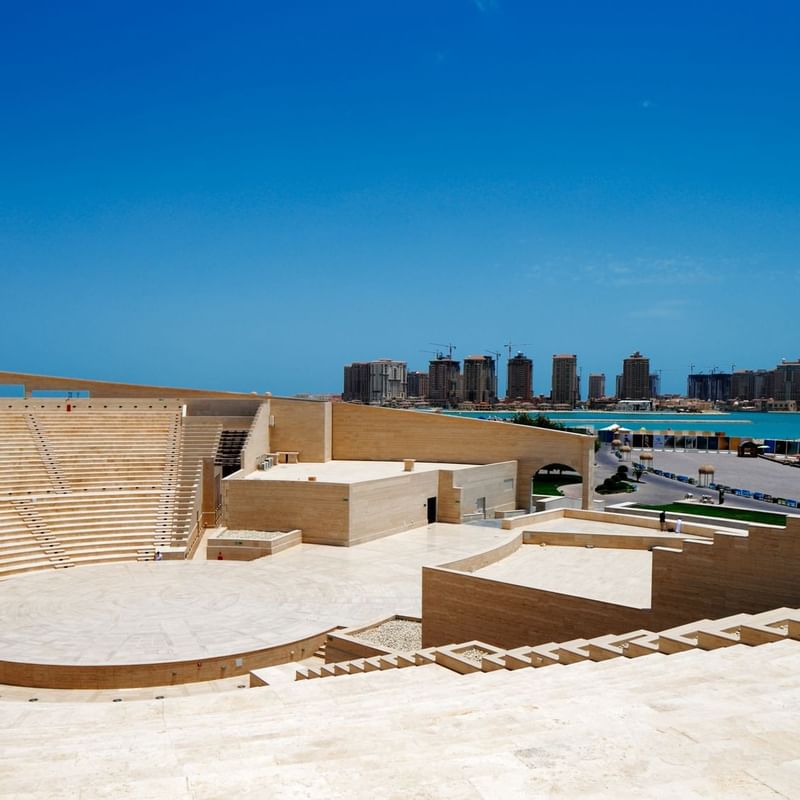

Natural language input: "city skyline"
[1,3,798,396]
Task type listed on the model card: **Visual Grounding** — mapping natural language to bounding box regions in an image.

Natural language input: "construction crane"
[505,342,531,360]
[430,342,457,359]
[485,349,502,404]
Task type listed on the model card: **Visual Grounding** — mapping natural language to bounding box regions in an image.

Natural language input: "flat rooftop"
[476,545,652,607]
[243,459,480,484]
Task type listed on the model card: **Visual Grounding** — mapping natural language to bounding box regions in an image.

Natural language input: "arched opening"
[531,463,583,507]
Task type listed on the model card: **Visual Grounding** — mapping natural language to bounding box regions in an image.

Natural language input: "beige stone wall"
[223,479,349,544]
[270,398,332,463]
[439,461,517,522]
[422,567,649,649]
[348,471,439,544]
[239,402,271,473]
[0,371,264,399]
[0,629,332,689]
[332,404,594,509]
[423,517,800,649]
[650,517,800,623]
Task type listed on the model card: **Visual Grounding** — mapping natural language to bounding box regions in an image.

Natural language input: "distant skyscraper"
[649,373,660,398]
[507,352,533,401]
[551,354,578,406]
[731,370,756,401]
[687,372,731,402]
[621,351,651,400]
[463,355,497,404]
[774,359,800,402]
[588,373,605,400]
[343,359,407,404]
[753,369,775,399]
[407,371,429,399]
[428,356,461,406]
[615,374,623,399]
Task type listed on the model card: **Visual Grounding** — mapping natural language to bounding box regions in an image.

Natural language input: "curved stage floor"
[0,523,513,688]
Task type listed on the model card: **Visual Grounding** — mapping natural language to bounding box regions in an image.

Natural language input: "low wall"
[206,529,301,561]
[0,628,335,690]
[422,567,650,649]
[423,516,800,650]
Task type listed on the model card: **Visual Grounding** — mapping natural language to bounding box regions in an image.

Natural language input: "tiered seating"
[9,491,174,569]
[1,631,798,796]
[169,419,222,550]
[291,606,800,681]
[33,412,177,491]
[0,409,189,575]
[0,502,66,577]
[0,413,56,497]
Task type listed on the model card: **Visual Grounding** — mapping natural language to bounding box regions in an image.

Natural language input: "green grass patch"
[634,502,786,526]
[532,474,582,496]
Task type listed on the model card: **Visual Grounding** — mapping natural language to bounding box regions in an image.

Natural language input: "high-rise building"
[754,369,775,399]
[615,374,623,399]
[774,359,800,402]
[588,373,605,400]
[407,371,429,399]
[731,370,756,401]
[649,373,661,399]
[621,351,651,400]
[463,355,497,404]
[551,354,578,407]
[343,359,407,404]
[428,356,461,406]
[506,352,533,401]
[343,362,370,403]
[687,372,731,402]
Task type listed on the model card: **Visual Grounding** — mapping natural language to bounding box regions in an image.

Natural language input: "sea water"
[445,410,800,441]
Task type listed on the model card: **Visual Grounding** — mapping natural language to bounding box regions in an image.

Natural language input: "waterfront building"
[731,370,756,401]
[649,373,661,399]
[407,371,429,399]
[615,374,623,399]
[463,355,497,405]
[754,369,776,400]
[621,351,651,400]
[428,356,461,406]
[774,359,800,403]
[687,372,732,402]
[343,359,407,404]
[506,352,533,402]
[588,373,605,400]
[551,354,578,407]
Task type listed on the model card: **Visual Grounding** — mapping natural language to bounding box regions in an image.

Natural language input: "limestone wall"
[332,404,594,509]
[423,516,800,649]
[223,479,349,544]
[270,398,331,463]
[348,470,441,544]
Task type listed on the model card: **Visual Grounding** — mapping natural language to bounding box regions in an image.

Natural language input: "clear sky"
[1,1,798,396]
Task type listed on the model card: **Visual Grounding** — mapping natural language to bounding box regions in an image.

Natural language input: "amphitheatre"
[1,369,800,798]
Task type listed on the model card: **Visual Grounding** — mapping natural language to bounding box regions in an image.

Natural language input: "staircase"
[287,606,800,682]
[214,429,249,474]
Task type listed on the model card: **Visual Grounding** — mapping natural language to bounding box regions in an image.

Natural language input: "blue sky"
[1,1,798,396]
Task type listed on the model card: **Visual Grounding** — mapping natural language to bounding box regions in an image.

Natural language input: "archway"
[531,463,583,506]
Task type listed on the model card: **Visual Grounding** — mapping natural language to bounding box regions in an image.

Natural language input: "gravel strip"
[354,620,422,651]
[459,647,491,665]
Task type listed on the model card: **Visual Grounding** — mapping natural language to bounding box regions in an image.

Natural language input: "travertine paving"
[1,640,798,798]
[476,545,652,607]
[0,523,511,667]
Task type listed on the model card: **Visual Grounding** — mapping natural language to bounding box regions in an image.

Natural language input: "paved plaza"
[476,545,652,607]
[0,523,512,668]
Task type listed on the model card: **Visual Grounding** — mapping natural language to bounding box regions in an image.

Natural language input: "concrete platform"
[475,545,652,607]
[245,459,478,482]
[0,523,513,687]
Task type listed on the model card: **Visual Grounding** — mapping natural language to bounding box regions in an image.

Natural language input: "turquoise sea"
[444,411,800,441]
